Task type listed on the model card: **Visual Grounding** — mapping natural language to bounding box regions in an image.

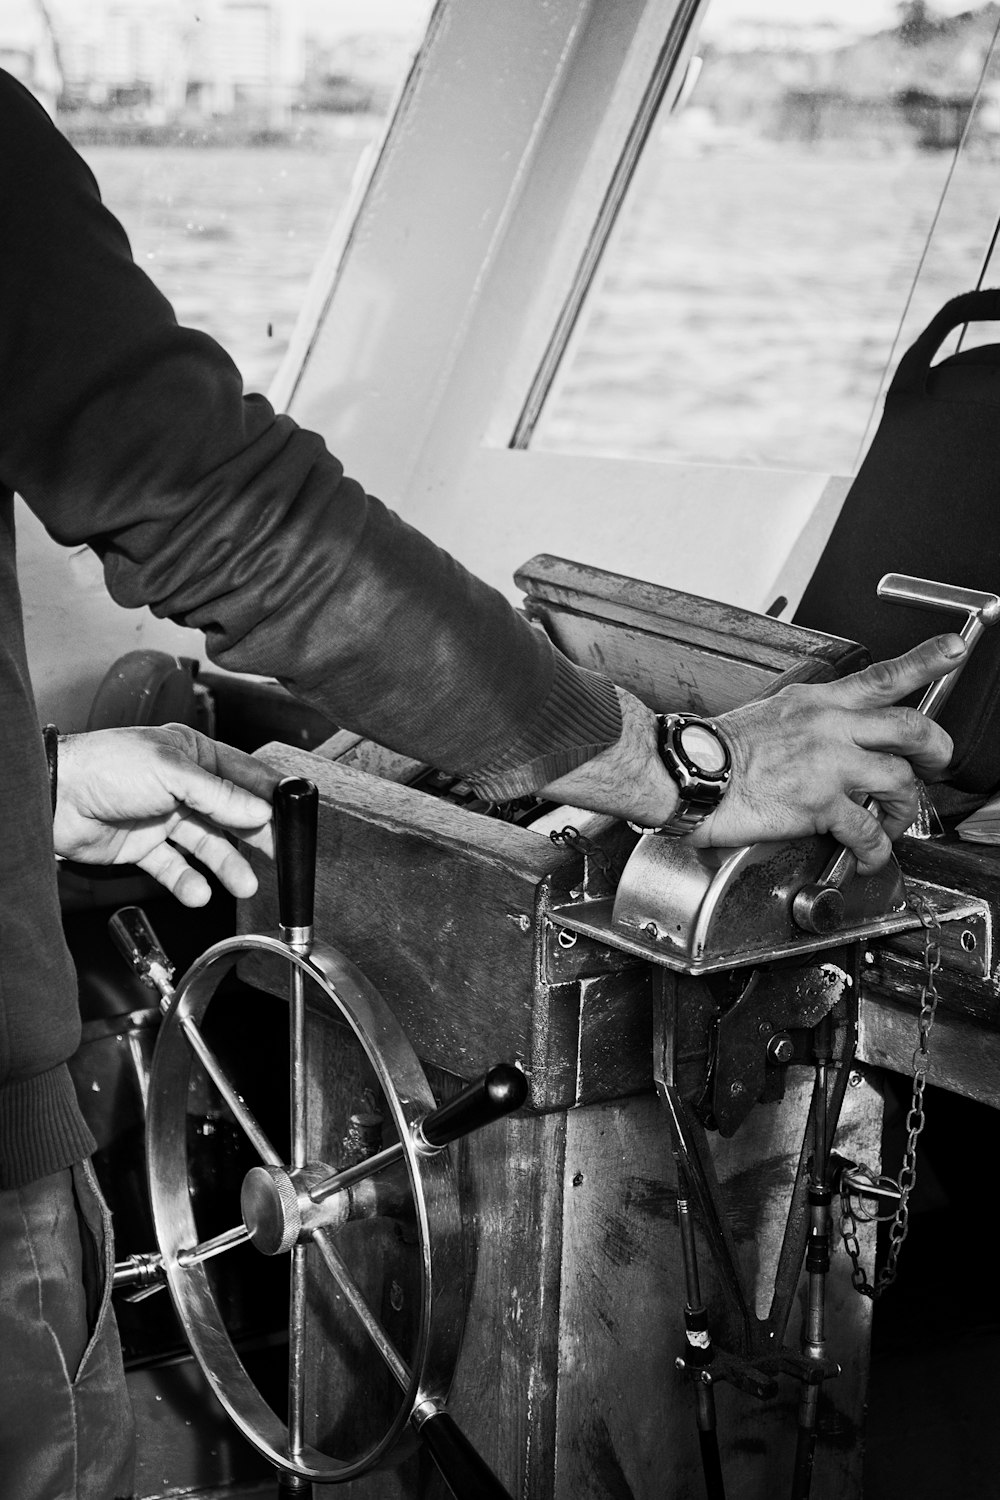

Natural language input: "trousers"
[0,1161,135,1500]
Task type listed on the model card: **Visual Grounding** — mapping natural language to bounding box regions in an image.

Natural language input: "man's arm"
[0,71,963,864]
[542,634,963,873]
[0,71,621,799]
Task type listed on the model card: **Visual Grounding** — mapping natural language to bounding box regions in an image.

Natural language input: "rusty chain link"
[839,894,942,1300]
[548,824,624,882]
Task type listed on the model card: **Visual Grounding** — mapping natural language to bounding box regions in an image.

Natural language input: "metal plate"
[550,877,991,975]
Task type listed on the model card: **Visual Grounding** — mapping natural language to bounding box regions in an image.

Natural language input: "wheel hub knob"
[241,1165,301,1256]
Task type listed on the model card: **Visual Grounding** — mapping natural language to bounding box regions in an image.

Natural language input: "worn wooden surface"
[296,1028,569,1500]
[288,992,881,1499]
[515,554,868,714]
[552,1074,881,1500]
[240,743,655,1113]
[310,727,426,783]
[241,745,564,1099]
[230,565,895,1498]
[858,995,1000,1109]
[866,837,1000,1026]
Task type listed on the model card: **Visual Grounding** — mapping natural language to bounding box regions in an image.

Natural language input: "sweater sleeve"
[0,72,622,795]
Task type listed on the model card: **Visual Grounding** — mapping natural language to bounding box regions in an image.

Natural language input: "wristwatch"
[630,713,733,837]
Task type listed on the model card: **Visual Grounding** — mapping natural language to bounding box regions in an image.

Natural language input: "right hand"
[700,633,963,872]
[540,633,965,873]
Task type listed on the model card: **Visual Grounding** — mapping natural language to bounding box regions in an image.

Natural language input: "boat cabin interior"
[17,1,1000,1497]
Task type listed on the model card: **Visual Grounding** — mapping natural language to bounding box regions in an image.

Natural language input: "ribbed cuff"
[0,1063,96,1188]
[465,652,623,800]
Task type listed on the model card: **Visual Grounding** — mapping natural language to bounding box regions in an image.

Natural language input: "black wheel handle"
[420,1409,514,1500]
[419,1063,528,1149]
[273,776,318,932]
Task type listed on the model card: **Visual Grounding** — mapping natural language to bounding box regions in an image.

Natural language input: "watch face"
[678,722,729,777]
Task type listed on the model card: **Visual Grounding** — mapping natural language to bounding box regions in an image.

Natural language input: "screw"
[643,922,659,941]
[849,1070,864,1088]
[961,929,977,952]
[729,1081,745,1097]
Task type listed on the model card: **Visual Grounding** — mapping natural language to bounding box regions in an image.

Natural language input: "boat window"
[41,0,432,396]
[527,0,1000,477]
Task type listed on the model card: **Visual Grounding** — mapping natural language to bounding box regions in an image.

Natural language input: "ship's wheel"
[111,777,523,1498]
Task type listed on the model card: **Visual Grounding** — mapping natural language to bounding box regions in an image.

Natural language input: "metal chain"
[839,894,942,1300]
[548,825,623,881]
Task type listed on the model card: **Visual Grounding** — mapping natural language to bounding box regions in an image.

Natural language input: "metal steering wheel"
[111,777,523,1498]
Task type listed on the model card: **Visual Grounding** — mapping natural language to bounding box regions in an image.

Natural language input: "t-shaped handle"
[876,573,1000,719]
[792,573,1000,935]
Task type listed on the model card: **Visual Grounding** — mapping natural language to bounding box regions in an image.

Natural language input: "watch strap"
[629,713,732,838]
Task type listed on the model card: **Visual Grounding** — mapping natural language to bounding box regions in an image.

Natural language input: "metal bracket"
[550,874,990,977]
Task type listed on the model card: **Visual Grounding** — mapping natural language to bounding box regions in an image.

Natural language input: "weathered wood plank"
[515,554,865,672]
[515,554,869,715]
[437,1078,568,1500]
[312,728,427,783]
[865,838,1000,1026]
[528,614,804,716]
[858,994,1000,1109]
[553,1076,881,1500]
[296,1037,568,1500]
[241,743,596,1110]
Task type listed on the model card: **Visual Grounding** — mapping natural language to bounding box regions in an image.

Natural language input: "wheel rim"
[146,932,467,1482]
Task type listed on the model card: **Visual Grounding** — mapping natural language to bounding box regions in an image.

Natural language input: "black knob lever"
[418,1409,514,1500]
[273,777,318,935]
[417,1063,528,1151]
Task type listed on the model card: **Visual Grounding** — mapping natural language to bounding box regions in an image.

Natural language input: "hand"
[540,633,966,874]
[54,723,278,906]
[702,633,963,871]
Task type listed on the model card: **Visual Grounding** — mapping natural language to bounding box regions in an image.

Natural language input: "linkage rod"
[791,1022,835,1500]
[676,1168,727,1500]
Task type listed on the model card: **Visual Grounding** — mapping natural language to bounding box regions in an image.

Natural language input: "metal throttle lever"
[793,574,1000,936]
[876,574,1000,717]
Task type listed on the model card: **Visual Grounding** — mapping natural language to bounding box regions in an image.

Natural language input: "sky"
[296,1,994,44]
[36,0,995,47]
[700,0,990,34]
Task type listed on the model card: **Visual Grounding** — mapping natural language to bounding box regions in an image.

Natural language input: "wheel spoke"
[176,1223,252,1267]
[288,1243,308,1460]
[179,1013,283,1167]
[290,966,307,1170]
[309,1141,406,1204]
[313,1230,411,1392]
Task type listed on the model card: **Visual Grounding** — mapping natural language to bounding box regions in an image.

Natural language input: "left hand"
[54,723,278,907]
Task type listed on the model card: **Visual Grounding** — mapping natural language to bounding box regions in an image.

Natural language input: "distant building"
[46,0,306,123]
[0,0,62,114]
